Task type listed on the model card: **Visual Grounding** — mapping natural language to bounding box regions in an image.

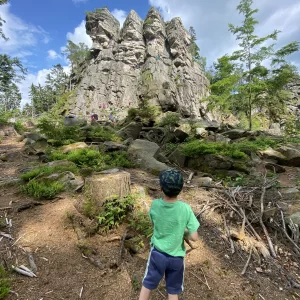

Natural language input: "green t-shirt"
[149,198,200,257]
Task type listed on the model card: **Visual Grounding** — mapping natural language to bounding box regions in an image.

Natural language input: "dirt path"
[0,136,299,300]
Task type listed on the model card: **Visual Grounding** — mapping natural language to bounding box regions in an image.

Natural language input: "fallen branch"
[223,215,235,254]
[0,207,12,211]
[186,172,195,184]
[200,267,211,290]
[259,184,276,258]
[157,289,166,299]
[17,202,43,212]
[28,253,37,273]
[0,232,13,240]
[189,271,209,289]
[19,265,37,277]
[12,265,36,278]
[241,247,253,275]
[118,231,127,265]
[79,286,84,298]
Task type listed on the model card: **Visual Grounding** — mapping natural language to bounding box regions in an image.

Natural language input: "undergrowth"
[129,211,153,238]
[159,112,180,128]
[87,126,119,142]
[97,195,136,232]
[22,180,64,199]
[21,164,78,181]
[181,136,282,159]
[48,148,133,170]
[0,265,10,299]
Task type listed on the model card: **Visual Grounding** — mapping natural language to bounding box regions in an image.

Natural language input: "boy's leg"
[139,286,151,300]
[165,256,184,296]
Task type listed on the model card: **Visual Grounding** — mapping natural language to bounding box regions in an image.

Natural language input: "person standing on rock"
[139,169,200,300]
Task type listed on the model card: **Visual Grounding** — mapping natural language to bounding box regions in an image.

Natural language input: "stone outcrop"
[71,7,209,119]
[286,80,300,120]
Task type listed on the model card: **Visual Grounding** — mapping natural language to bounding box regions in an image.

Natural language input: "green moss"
[159,112,180,127]
[87,126,119,142]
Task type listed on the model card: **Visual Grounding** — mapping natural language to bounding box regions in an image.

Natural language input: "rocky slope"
[70,7,209,119]
[287,80,300,121]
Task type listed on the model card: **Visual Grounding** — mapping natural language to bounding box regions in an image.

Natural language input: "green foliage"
[87,126,118,142]
[129,211,152,238]
[164,142,178,155]
[48,148,133,171]
[13,120,25,133]
[97,195,135,231]
[37,115,84,144]
[103,151,134,169]
[208,0,299,130]
[131,274,141,291]
[82,197,99,219]
[144,19,154,25]
[159,112,180,128]
[22,180,64,199]
[127,100,160,123]
[21,164,78,182]
[0,265,10,299]
[0,54,26,112]
[181,136,281,160]
[189,26,207,70]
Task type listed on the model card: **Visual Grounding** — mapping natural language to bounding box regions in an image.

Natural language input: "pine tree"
[0,0,8,41]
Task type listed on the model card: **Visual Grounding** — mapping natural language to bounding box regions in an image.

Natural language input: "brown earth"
[1,135,300,300]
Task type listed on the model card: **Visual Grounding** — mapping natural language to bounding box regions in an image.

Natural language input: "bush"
[13,120,25,133]
[129,211,152,238]
[37,116,84,145]
[159,112,180,128]
[87,126,118,142]
[127,100,160,123]
[181,136,282,160]
[97,195,135,231]
[22,180,64,199]
[21,164,78,182]
[0,266,10,299]
[103,151,134,169]
[48,148,134,171]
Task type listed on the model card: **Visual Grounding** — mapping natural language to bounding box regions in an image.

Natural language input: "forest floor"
[1,135,300,300]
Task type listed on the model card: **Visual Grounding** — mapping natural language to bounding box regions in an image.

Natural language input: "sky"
[0,0,299,106]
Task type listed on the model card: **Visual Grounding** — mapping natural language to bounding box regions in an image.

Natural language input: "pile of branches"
[196,174,300,287]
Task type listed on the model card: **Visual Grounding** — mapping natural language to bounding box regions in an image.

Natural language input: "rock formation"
[286,80,300,121]
[70,7,209,119]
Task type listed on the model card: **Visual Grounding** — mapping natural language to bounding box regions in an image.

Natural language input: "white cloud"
[148,0,300,67]
[0,3,49,54]
[47,50,61,60]
[111,9,127,27]
[66,20,92,47]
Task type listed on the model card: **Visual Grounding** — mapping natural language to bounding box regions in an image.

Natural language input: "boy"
[139,169,200,300]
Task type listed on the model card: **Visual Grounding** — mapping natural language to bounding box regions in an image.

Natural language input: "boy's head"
[159,169,184,197]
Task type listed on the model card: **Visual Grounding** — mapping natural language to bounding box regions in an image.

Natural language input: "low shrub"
[48,148,133,171]
[129,211,152,238]
[181,135,282,160]
[159,112,180,128]
[37,116,84,145]
[21,165,78,182]
[87,126,119,142]
[22,180,64,199]
[97,195,135,231]
[0,265,10,299]
[127,100,160,123]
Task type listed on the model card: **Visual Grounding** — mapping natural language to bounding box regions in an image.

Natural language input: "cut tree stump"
[85,171,131,207]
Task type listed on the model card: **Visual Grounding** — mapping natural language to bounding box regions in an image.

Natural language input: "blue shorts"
[142,247,184,295]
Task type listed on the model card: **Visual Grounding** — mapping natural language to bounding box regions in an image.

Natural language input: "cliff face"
[286,80,300,121]
[71,7,209,118]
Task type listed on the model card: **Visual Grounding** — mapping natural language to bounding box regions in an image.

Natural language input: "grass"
[21,180,64,200]
[48,148,133,171]
[181,136,282,160]
[159,112,180,128]
[21,164,78,181]
[0,265,10,299]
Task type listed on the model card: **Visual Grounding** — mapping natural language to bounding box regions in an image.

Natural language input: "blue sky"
[0,0,299,106]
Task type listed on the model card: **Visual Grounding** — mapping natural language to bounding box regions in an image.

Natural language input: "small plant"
[159,112,180,128]
[127,100,160,123]
[131,274,141,291]
[144,19,154,26]
[87,126,119,142]
[97,195,136,232]
[103,151,134,169]
[13,121,25,134]
[129,211,152,238]
[82,197,100,219]
[22,180,64,199]
[21,164,78,182]
[0,265,10,299]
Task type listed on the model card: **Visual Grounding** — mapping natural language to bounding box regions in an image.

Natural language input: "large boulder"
[85,171,131,208]
[127,139,168,174]
[258,148,287,161]
[103,141,127,152]
[46,172,84,192]
[168,148,186,167]
[276,144,300,167]
[117,122,142,140]
[60,142,89,154]
[222,129,258,140]
[285,212,300,227]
